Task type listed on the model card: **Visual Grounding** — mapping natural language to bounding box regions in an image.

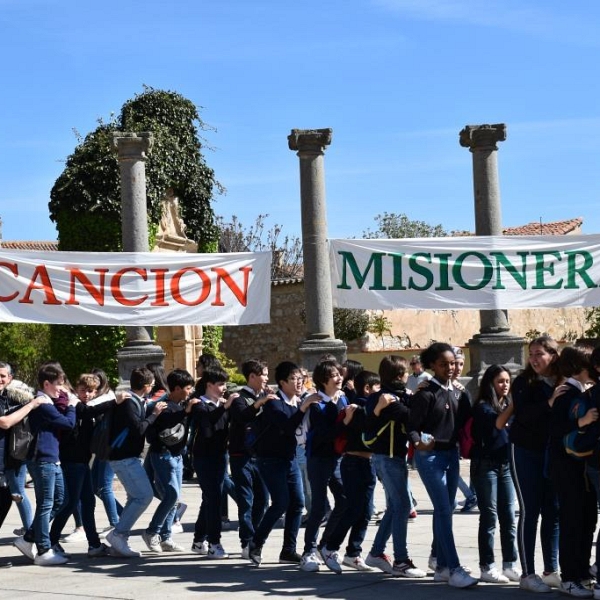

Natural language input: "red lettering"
[111,268,148,306]
[150,269,169,307]
[19,265,61,305]
[65,268,108,306]
[170,267,210,306]
[211,267,251,307]
[0,262,19,302]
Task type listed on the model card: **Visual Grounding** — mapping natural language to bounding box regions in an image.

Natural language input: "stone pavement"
[0,460,559,600]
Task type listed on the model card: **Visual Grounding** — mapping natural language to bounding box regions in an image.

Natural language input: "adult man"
[106,367,166,558]
[406,356,432,394]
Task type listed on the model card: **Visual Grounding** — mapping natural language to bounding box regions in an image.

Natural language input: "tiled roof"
[0,240,59,251]
[503,218,583,236]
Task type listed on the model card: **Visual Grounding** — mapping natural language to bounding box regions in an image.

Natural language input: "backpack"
[90,406,114,461]
[564,396,598,460]
[458,416,474,459]
[8,415,35,461]
[362,420,395,457]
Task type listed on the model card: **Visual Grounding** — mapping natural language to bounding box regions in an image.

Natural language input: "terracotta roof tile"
[0,241,59,251]
[503,218,583,236]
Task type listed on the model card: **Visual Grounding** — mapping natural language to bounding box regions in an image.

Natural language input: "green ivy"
[48,87,221,381]
[0,323,51,387]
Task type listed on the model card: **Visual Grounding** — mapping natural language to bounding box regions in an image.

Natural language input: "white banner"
[0,251,272,326]
[330,235,600,310]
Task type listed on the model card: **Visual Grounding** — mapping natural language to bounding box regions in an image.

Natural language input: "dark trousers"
[193,454,226,545]
[0,486,12,529]
[325,454,375,557]
[550,457,597,582]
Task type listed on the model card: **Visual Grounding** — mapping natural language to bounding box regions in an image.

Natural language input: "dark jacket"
[146,400,188,456]
[28,395,76,463]
[364,387,410,457]
[191,397,229,458]
[471,401,510,462]
[306,392,348,459]
[228,387,263,457]
[548,380,587,464]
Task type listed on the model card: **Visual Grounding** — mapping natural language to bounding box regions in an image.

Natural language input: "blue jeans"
[194,454,226,544]
[370,454,411,562]
[230,455,268,547]
[510,444,559,576]
[254,457,304,552]
[6,463,33,529]
[92,457,123,527]
[147,451,183,540]
[470,457,517,569]
[50,461,100,548]
[303,455,345,554]
[296,444,311,514]
[26,461,65,553]
[415,448,460,570]
[110,457,154,537]
[327,454,375,557]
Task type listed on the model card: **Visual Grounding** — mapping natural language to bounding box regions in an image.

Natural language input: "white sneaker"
[106,530,141,558]
[520,574,552,593]
[448,566,479,588]
[560,581,593,598]
[171,521,184,534]
[365,552,394,574]
[480,566,509,583]
[34,548,69,566]
[503,566,522,582]
[14,536,37,560]
[542,571,562,588]
[320,548,342,574]
[434,567,450,582]
[428,554,437,571]
[191,540,209,555]
[342,554,374,572]
[300,551,321,572]
[160,538,185,552]
[207,543,228,559]
[393,559,426,578]
[142,531,163,553]
[61,528,86,543]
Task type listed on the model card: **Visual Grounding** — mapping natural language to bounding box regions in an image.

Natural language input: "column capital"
[113,132,153,160]
[459,124,506,151]
[288,128,332,154]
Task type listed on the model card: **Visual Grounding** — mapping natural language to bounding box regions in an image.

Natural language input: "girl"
[408,342,477,589]
[503,336,560,593]
[470,364,519,583]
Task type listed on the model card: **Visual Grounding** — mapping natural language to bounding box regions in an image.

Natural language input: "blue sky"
[1,0,599,244]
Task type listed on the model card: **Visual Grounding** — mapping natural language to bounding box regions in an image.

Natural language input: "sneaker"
[503,566,522,582]
[191,540,209,555]
[13,527,26,536]
[343,554,374,572]
[61,528,86,543]
[428,554,438,572]
[520,574,552,593]
[320,547,342,574]
[393,559,426,578]
[106,530,141,558]
[249,544,262,566]
[142,531,163,553]
[52,543,71,560]
[480,566,509,583]
[448,566,479,588]
[365,552,394,574]
[87,543,110,558]
[542,571,562,588]
[408,509,418,522]
[300,552,320,572]
[207,543,228,559]
[171,521,184,534]
[14,536,37,560]
[241,545,250,560]
[561,581,593,598]
[99,526,114,539]
[175,502,187,522]
[33,548,68,566]
[160,538,185,552]
[593,583,600,600]
[434,567,450,582]
[460,496,478,513]
[279,549,302,564]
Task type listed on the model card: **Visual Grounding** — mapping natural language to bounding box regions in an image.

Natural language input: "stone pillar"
[288,128,346,370]
[113,132,165,387]
[459,124,525,388]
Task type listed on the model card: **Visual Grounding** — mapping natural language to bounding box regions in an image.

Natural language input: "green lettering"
[408,253,433,291]
[337,251,386,290]
[490,251,528,289]
[565,251,596,289]
[434,253,453,290]
[453,252,493,290]
[389,253,407,290]
[532,251,563,289]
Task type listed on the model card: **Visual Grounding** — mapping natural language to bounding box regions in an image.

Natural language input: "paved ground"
[0,460,562,599]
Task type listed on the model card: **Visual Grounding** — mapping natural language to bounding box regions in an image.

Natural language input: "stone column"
[113,132,165,387]
[459,124,525,388]
[288,128,346,370]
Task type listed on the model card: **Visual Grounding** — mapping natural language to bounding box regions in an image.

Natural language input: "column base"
[298,337,347,371]
[117,341,166,391]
